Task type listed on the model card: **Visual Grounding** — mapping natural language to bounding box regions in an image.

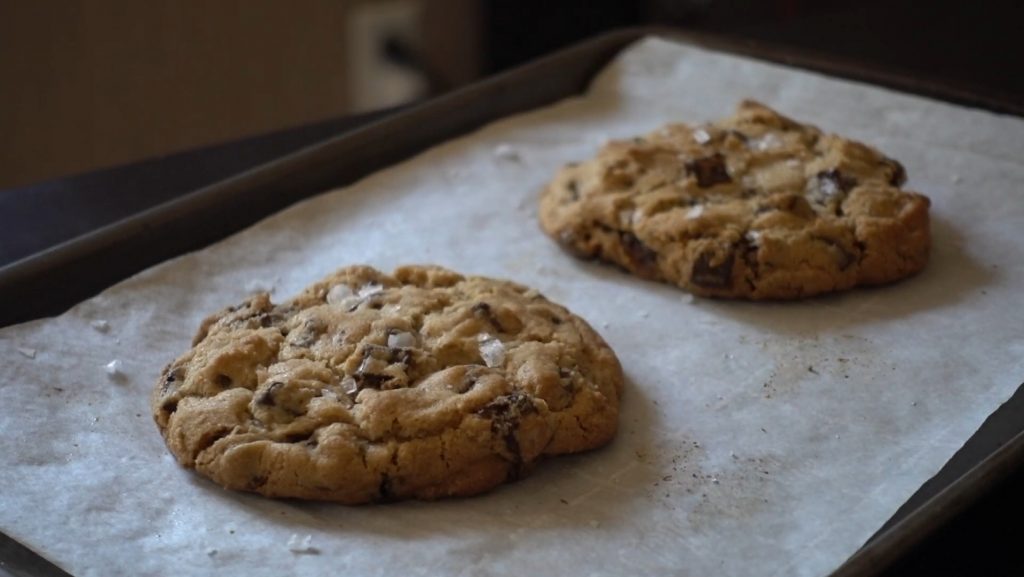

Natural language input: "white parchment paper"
[2,38,1024,577]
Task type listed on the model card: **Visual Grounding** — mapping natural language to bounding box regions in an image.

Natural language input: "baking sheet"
[2,37,1024,577]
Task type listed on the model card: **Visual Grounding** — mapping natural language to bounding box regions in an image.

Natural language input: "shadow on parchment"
[189,374,667,542]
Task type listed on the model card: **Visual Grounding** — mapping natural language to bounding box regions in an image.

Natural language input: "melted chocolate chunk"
[686,153,732,188]
[478,393,537,461]
[353,372,391,389]
[619,231,660,278]
[691,250,735,289]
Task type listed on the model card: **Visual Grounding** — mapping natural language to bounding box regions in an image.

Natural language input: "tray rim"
[1,25,1021,577]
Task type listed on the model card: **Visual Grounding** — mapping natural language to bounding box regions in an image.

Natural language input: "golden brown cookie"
[539,101,931,299]
[152,265,622,503]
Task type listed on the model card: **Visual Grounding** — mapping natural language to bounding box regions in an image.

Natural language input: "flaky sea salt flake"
[479,337,506,368]
[286,533,318,554]
[17,347,36,359]
[387,331,416,349]
[358,283,384,298]
[326,284,354,305]
[692,128,711,144]
[105,359,125,380]
[493,143,521,162]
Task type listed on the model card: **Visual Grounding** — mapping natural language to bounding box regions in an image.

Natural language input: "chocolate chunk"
[883,157,907,186]
[479,392,536,419]
[257,381,283,406]
[817,169,858,195]
[478,393,538,461]
[691,250,735,289]
[686,154,732,188]
[353,372,391,389]
[619,232,660,278]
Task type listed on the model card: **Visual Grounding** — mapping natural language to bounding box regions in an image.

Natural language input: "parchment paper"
[2,37,1024,577]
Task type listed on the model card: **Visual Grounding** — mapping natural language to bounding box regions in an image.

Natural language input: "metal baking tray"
[1,27,1021,577]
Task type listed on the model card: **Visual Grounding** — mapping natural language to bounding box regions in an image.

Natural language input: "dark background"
[479,0,1021,101]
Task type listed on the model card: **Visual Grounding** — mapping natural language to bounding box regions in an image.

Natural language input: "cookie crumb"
[206,548,218,557]
[105,359,125,380]
[90,319,110,333]
[286,533,318,554]
[494,143,521,162]
[17,347,36,359]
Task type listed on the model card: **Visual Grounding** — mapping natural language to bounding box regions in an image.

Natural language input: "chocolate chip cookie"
[152,265,622,503]
[539,101,931,299]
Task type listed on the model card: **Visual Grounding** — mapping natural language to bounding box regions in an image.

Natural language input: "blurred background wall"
[1,0,1018,190]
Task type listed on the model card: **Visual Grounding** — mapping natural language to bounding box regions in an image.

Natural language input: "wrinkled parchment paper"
[2,38,1024,577]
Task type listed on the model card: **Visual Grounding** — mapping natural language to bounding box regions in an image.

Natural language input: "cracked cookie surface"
[539,100,931,299]
[152,265,622,503]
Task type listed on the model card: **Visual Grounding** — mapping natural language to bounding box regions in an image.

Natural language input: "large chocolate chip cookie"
[539,101,931,299]
[153,265,622,503]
